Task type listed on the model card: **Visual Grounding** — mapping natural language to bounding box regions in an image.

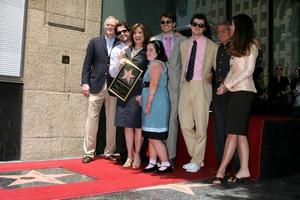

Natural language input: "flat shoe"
[143,164,158,173]
[156,166,173,174]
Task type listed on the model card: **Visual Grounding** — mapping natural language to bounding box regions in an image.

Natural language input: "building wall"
[21,0,102,160]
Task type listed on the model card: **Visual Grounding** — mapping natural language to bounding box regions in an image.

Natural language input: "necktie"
[165,36,171,58]
[185,40,197,81]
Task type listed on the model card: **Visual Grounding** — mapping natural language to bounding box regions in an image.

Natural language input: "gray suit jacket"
[151,33,186,93]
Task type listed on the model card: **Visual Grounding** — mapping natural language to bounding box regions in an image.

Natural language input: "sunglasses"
[276,68,283,70]
[192,22,205,28]
[116,29,128,36]
[161,20,172,25]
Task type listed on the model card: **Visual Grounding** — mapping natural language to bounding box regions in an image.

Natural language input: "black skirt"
[142,131,168,140]
[225,91,254,135]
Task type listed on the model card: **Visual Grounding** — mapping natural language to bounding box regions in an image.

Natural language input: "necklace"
[131,47,143,58]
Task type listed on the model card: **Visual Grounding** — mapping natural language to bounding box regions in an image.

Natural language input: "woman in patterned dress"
[141,40,172,173]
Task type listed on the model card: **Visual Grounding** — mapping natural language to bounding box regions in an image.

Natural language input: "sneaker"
[183,162,204,169]
[182,162,194,170]
[186,163,200,173]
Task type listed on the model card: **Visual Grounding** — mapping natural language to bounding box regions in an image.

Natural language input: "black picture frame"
[108,59,143,101]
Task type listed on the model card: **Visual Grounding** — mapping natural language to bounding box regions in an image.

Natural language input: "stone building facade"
[21,0,102,160]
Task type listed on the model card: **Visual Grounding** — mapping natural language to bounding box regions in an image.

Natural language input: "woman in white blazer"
[213,14,258,184]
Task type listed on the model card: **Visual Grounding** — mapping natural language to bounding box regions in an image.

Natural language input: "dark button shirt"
[215,43,230,88]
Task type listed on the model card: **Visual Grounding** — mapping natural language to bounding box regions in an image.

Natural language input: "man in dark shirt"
[212,21,239,171]
[270,64,291,115]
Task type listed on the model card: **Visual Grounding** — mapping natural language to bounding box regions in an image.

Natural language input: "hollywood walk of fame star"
[0,170,73,187]
[121,68,135,84]
[136,182,212,195]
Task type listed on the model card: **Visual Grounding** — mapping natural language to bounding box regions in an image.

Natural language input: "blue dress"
[142,60,170,140]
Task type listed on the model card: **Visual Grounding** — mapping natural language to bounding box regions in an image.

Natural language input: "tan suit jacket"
[180,38,218,103]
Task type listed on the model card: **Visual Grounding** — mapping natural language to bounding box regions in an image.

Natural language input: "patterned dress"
[142,60,170,140]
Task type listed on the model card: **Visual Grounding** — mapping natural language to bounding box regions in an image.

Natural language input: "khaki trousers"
[83,87,116,157]
[178,80,210,165]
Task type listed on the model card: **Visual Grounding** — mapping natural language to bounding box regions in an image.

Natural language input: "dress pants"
[83,86,116,157]
[178,80,210,166]
[212,91,228,163]
[166,86,179,160]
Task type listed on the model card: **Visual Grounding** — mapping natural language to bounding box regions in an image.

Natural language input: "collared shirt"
[215,43,230,87]
[161,32,175,53]
[105,35,115,56]
[185,36,207,80]
[109,42,128,78]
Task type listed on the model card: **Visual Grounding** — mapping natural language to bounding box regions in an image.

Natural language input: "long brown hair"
[228,14,255,57]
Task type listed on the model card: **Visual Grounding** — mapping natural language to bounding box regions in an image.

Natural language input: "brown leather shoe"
[82,156,93,163]
[105,155,117,161]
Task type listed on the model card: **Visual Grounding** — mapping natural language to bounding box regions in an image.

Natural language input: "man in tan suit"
[151,13,186,162]
[178,13,218,172]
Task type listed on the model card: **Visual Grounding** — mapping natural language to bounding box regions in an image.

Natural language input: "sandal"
[228,176,250,183]
[212,177,226,184]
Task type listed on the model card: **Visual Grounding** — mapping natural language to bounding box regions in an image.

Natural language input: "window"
[261,28,267,37]
[235,3,240,12]
[0,0,26,80]
[244,1,249,10]
[261,12,267,21]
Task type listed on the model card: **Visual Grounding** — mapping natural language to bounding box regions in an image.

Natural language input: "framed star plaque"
[108,59,143,101]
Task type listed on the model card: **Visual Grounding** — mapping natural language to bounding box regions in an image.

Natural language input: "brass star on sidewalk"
[136,182,212,195]
[121,68,135,84]
[0,170,72,186]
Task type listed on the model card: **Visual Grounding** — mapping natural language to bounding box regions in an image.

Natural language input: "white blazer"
[224,44,258,93]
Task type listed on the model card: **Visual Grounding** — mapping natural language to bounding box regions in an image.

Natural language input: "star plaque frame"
[108,59,143,101]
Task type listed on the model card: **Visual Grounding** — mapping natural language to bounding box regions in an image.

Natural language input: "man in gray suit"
[81,16,119,163]
[151,13,186,163]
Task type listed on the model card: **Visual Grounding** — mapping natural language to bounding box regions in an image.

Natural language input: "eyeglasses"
[116,29,128,36]
[192,22,205,28]
[160,20,172,25]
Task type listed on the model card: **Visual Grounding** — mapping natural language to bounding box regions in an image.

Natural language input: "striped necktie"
[185,40,197,81]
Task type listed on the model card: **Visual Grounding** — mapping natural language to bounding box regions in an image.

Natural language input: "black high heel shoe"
[143,163,158,172]
[228,176,250,183]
